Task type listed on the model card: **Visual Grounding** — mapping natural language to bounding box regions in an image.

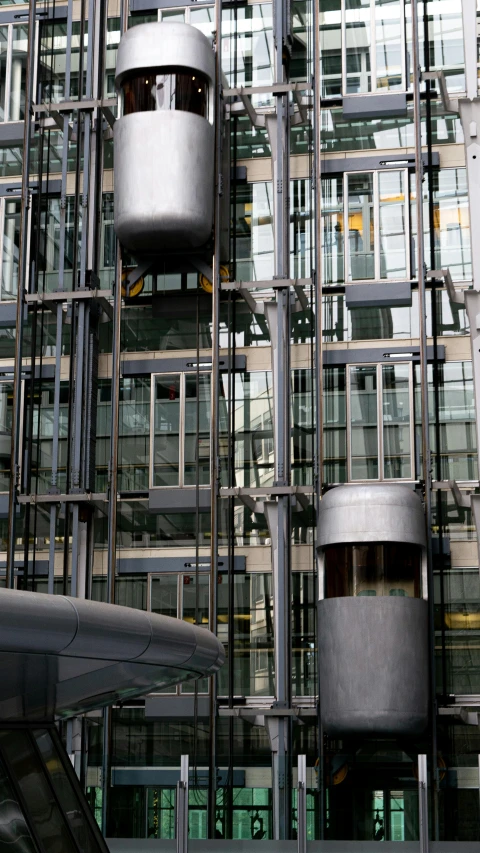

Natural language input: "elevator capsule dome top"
[114,23,215,254]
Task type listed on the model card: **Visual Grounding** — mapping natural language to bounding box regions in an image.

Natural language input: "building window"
[152,373,211,488]
[38,21,88,103]
[0,381,13,492]
[324,361,413,483]
[323,169,409,284]
[0,24,28,122]
[320,0,465,98]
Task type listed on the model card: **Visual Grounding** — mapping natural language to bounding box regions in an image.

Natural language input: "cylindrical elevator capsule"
[114,23,215,254]
[317,484,429,736]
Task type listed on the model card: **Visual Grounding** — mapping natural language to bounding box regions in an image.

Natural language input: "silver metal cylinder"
[114,23,215,253]
[317,484,429,736]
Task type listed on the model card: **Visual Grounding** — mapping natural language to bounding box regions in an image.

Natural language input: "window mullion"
[341,0,346,96]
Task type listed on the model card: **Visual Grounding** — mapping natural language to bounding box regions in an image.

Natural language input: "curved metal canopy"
[0,589,224,719]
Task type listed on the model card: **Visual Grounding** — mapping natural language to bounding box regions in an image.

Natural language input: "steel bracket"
[427,268,465,305]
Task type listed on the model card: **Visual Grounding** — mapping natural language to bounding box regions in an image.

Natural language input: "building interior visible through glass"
[325,543,421,598]
[122,67,208,117]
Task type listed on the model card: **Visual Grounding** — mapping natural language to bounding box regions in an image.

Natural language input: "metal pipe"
[207,0,223,834]
[6,0,36,589]
[411,0,437,837]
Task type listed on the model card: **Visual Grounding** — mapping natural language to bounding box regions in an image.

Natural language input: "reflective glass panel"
[322,177,344,285]
[320,0,341,97]
[122,68,208,118]
[379,170,407,279]
[323,366,347,483]
[345,0,372,94]
[33,729,100,853]
[249,573,274,695]
[349,365,378,479]
[9,26,28,121]
[222,5,273,108]
[150,574,178,619]
[347,173,375,281]
[153,375,180,487]
[0,28,7,121]
[182,574,210,693]
[0,382,12,492]
[184,374,210,486]
[0,753,38,853]
[382,363,411,478]
[0,730,78,853]
[375,0,403,89]
[324,542,421,598]
[2,200,20,300]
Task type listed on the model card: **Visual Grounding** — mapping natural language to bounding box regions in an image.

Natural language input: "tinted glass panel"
[324,542,421,598]
[122,67,208,117]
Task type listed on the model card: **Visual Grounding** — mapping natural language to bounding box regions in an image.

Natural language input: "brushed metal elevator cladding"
[114,22,215,253]
[0,589,224,720]
[317,484,429,736]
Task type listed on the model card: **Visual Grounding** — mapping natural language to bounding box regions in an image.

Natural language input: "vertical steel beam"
[262,0,292,833]
[207,0,223,835]
[6,0,36,589]
[412,0,438,835]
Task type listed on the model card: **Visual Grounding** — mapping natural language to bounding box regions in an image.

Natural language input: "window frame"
[341,0,407,96]
[344,167,411,283]
[346,360,414,483]
[150,370,211,490]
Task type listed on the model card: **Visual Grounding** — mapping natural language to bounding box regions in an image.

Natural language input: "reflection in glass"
[0,28,7,121]
[9,26,28,121]
[34,729,100,853]
[182,574,210,693]
[320,0,341,97]
[153,375,180,486]
[322,177,344,284]
[375,0,403,89]
[292,573,316,696]
[2,201,21,300]
[347,173,374,280]
[349,365,378,479]
[0,754,37,853]
[431,168,471,282]
[223,4,273,108]
[383,363,411,478]
[0,382,12,492]
[379,170,407,279]
[323,367,347,483]
[184,375,210,486]
[0,729,78,853]
[345,0,372,94]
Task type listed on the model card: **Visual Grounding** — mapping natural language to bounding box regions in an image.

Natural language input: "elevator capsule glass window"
[122,67,209,119]
[324,542,421,598]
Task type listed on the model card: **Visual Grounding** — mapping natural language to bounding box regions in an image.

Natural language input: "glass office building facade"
[1,0,480,845]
